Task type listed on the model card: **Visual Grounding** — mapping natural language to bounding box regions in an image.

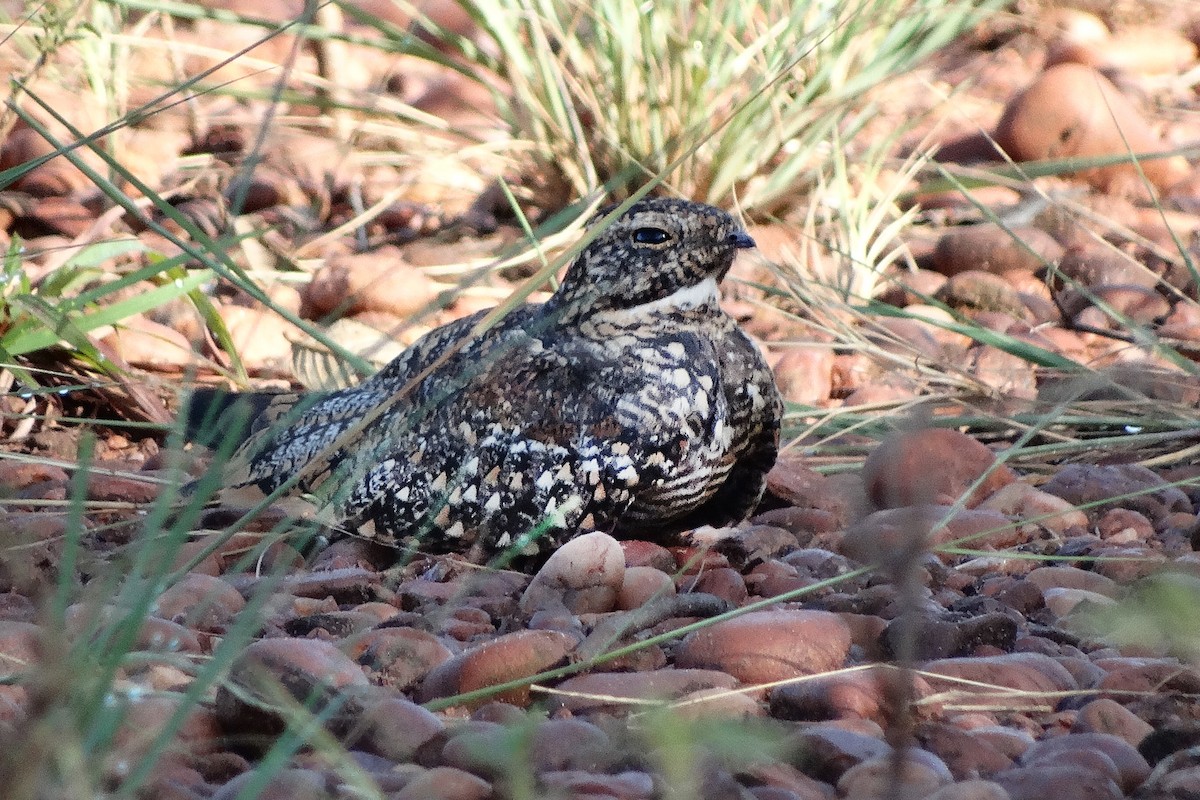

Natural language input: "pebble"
[789,724,891,783]
[675,610,851,683]
[417,629,577,707]
[344,696,445,762]
[551,669,738,714]
[862,428,1015,510]
[540,769,655,799]
[528,718,615,773]
[922,652,1078,694]
[351,626,454,691]
[216,638,370,738]
[919,722,1015,778]
[839,505,1022,569]
[1039,463,1191,524]
[393,766,491,800]
[975,481,1089,533]
[213,770,329,800]
[1022,732,1150,792]
[520,531,625,614]
[993,764,1122,800]
[925,780,1011,800]
[152,573,246,631]
[836,749,953,799]
[616,565,676,610]
[1072,697,1154,746]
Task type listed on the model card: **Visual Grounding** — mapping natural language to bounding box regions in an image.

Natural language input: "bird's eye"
[632,227,671,245]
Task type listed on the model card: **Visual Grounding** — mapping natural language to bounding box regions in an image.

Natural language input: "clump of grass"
[404,0,999,214]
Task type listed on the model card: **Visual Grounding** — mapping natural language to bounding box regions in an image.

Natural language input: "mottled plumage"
[191,198,782,562]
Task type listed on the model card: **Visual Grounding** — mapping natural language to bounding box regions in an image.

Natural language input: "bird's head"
[548,198,755,321]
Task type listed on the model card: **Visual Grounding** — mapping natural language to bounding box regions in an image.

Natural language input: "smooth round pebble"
[152,573,245,631]
[836,749,953,799]
[925,780,1011,800]
[675,610,850,684]
[994,764,1122,800]
[1073,698,1154,746]
[345,696,445,762]
[212,768,331,800]
[393,766,491,800]
[419,629,577,708]
[217,638,369,736]
[617,565,676,610]
[1022,732,1150,792]
[551,669,738,714]
[520,531,625,614]
[862,428,1015,510]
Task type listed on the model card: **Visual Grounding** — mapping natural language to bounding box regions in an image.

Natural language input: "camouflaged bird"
[191,198,783,562]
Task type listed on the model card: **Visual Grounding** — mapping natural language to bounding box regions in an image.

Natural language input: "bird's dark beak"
[729,231,756,250]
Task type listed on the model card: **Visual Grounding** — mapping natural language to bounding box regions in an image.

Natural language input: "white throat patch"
[640,276,719,314]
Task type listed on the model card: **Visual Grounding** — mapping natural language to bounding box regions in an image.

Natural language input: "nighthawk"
[187,198,783,562]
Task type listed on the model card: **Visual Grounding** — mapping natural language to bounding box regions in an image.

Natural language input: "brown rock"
[932,224,1064,278]
[0,621,41,677]
[520,531,625,615]
[789,724,891,783]
[682,566,748,605]
[976,483,1088,534]
[836,749,953,799]
[621,540,676,571]
[102,315,196,369]
[0,461,69,492]
[675,610,850,684]
[419,630,576,708]
[765,456,849,524]
[839,505,1021,568]
[351,626,454,691]
[106,694,221,780]
[1025,566,1117,596]
[769,665,931,726]
[551,669,738,714]
[152,573,245,631]
[0,513,69,594]
[1048,24,1198,76]
[1039,463,1191,524]
[1095,507,1153,542]
[394,766,491,800]
[303,249,443,320]
[969,344,1038,401]
[216,638,370,737]
[925,780,1011,800]
[212,768,332,800]
[85,471,161,503]
[541,770,656,799]
[862,429,1016,510]
[1042,587,1114,617]
[1055,245,1159,291]
[217,304,303,371]
[922,652,1078,694]
[995,764,1122,800]
[528,718,615,773]
[616,566,676,610]
[773,347,835,406]
[937,270,1029,317]
[344,696,444,761]
[1022,732,1150,792]
[65,606,203,655]
[919,722,1015,779]
[994,63,1188,196]
[1073,698,1153,747]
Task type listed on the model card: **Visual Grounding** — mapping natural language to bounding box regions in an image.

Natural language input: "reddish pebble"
[862,428,1015,509]
[675,610,850,684]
